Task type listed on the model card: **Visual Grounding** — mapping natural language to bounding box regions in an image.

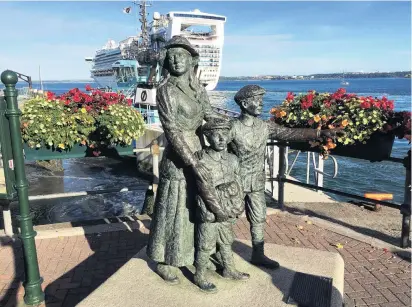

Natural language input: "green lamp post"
[1,70,44,305]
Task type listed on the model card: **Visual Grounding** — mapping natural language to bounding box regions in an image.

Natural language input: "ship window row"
[167,13,226,21]
[194,46,220,51]
[95,51,121,58]
[199,54,220,58]
[92,71,113,77]
[94,60,123,68]
[94,57,124,65]
[199,63,219,67]
[199,59,219,63]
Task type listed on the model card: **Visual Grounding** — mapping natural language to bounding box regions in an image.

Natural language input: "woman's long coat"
[146,75,221,267]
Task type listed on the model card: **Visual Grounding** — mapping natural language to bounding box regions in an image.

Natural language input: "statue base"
[78,240,344,307]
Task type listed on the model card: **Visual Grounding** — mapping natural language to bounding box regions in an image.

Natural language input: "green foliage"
[94,104,146,147]
[270,88,398,156]
[21,88,146,152]
[21,97,95,150]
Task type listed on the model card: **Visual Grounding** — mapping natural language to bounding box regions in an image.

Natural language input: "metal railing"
[267,141,411,248]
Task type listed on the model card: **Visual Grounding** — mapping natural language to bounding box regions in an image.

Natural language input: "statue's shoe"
[222,269,250,280]
[156,264,179,285]
[194,276,217,293]
[250,254,280,270]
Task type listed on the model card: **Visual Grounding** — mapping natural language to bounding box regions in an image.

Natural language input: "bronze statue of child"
[194,118,250,293]
[229,85,343,269]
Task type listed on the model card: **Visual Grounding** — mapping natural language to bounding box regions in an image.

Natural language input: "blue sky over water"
[0,1,410,80]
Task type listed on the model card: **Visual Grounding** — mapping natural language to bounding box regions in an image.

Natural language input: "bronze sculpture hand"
[320,128,345,140]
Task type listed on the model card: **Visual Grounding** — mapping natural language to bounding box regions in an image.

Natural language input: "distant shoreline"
[220,71,411,81]
[13,71,412,83]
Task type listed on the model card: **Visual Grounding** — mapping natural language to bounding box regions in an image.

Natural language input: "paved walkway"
[0,213,410,307]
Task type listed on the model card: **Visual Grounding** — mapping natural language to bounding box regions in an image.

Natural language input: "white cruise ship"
[85,37,139,90]
[85,3,226,92]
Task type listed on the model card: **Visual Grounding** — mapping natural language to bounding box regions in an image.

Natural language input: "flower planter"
[23,143,134,161]
[288,132,395,161]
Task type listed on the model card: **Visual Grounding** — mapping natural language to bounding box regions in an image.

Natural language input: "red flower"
[73,94,81,103]
[301,97,313,110]
[306,93,314,104]
[46,91,55,100]
[85,84,92,91]
[360,101,371,109]
[286,92,294,102]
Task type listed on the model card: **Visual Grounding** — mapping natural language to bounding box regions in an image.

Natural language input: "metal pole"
[272,143,279,199]
[277,145,286,210]
[401,150,411,248]
[317,153,324,192]
[1,70,44,305]
[306,152,310,184]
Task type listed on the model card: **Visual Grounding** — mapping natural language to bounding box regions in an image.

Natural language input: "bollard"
[1,200,13,236]
[401,150,411,248]
[277,145,286,210]
[1,70,44,305]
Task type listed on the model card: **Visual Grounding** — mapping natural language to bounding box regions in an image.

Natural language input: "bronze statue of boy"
[194,118,249,293]
[229,85,342,269]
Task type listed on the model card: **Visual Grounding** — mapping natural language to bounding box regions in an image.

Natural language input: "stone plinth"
[78,240,344,307]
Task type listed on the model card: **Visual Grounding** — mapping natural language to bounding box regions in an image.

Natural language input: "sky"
[0,1,411,80]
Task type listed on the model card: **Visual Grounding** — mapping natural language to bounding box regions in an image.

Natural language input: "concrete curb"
[3,208,409,258]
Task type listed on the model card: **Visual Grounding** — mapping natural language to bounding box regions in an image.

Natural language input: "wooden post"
[150,140,160,196]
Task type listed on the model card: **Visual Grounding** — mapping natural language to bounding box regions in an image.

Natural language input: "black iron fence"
[267,141,411,248]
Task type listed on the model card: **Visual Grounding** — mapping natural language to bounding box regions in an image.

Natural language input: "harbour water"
[3,78,411,225]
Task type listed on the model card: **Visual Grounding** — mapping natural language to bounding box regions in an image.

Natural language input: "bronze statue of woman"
[146,36,227,284]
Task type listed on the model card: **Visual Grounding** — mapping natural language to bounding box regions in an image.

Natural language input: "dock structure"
[265,175,335,204]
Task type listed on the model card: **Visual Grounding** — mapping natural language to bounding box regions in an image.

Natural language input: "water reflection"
[2,156,148,226]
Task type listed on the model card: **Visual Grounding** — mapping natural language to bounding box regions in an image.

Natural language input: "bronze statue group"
[146,36,341,293]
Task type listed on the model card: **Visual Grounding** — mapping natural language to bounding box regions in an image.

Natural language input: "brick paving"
[0,213,410,307]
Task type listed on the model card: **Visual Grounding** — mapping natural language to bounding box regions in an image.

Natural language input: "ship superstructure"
[85,37,140,90]
[150,9,226,90]
[85,2,226,92]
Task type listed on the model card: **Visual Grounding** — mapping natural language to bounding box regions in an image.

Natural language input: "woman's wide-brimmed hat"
[164,35,199,57]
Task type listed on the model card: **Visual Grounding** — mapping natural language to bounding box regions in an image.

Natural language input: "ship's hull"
[91,75,117,89]
[204,81,218,91]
